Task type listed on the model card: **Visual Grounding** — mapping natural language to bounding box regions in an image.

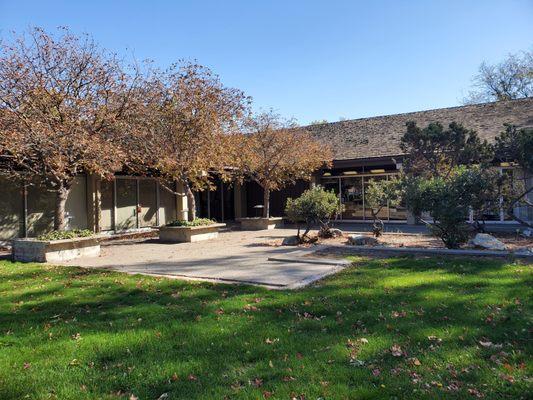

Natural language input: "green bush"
[285,186,340,240]
[364,176,403,237]
[166,218,216,227]
[37,229,94,241]
[404,166,502,248]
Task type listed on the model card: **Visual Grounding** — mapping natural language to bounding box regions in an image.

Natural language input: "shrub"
[37,229,94,241]
[364,176,403,237]
[285,186,340,241]
[404,166,502,248]
[166,218,216,227]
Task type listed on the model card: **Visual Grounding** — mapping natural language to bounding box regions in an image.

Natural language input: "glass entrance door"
[341,177,364,220]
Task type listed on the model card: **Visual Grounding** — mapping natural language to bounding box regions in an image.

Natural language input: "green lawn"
[0,257,531,399]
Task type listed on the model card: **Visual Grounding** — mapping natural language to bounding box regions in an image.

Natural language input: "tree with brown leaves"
[0,27,139,230]
[236,111,332,218]
[124,62,250,221]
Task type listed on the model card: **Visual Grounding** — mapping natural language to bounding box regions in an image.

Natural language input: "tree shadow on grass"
[0,257,530,399]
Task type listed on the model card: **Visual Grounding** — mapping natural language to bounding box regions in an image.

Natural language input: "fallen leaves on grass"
[252,377,263,387]
[467,387,484,398]
[391,310,406,318]
[282,376,296,382]
[409,357,422,366]
[390,344,403,357]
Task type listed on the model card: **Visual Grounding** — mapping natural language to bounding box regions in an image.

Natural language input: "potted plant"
[12,230,100,263]
[159,218,226,243]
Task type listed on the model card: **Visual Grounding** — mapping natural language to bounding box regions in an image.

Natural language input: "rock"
[522,228,533,238]
[513,247,533,256]
[318,227,343,238]
[329,228,343,238]
[470,233,507,251]
[347,234,378,246]
[282,236,300,246]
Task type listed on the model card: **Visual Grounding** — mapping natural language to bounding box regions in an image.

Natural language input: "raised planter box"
[237,217,283,231]
[159,223,226,243]
[12,236,100,263]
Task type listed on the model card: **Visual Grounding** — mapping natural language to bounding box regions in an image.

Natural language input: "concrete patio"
[58,228,350,289]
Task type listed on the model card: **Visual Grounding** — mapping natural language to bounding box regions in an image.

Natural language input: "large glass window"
[341,177,364,220]
[320,173,407,221]
[364,176,389,220]
[321,177,340,195]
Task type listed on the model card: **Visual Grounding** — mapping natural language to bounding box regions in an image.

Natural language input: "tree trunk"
[54,183,70,231]
[262,187,270,218]
[184,181,196,221]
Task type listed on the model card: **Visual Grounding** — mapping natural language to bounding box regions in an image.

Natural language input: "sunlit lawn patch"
[0,256,530,399]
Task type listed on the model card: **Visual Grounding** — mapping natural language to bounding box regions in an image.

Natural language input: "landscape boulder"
[329,228,343,238]
[470,233,507,251]
[513,247,533,256]
[282,236,300,246]
[318,227,344,238]
[347,234,378,246]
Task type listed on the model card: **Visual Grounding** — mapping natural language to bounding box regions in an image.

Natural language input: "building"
[1,98,532,241]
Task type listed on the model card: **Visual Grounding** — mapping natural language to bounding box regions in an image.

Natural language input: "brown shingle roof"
[303,98,533,161]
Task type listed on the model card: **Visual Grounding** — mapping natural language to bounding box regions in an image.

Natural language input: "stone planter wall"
[12,237,100,263]
[237,217,283,231]
[159,223,226,243]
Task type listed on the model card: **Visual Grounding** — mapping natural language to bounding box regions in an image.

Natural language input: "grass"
[0,256,531,399]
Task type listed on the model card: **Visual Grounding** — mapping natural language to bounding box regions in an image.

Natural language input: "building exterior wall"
[0,177,23,240]
[1,164,531,241]
[0,174,182,240]
[0,176,90,241]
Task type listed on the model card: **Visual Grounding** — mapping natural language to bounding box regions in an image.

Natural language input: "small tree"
[123,62,249,221]
[463,51,533,104]
[0,27,138,230]
[404,166,503,248]
[285,186,340,242]
[364,177,403,237]
[238,111,332,218]
[400,121,492,179]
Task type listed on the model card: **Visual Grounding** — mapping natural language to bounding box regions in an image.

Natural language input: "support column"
[234,183,246,219]
[175,180,189,221]
[310,174,319,188]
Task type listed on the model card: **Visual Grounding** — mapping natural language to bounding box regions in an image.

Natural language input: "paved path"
[59,228,350,289]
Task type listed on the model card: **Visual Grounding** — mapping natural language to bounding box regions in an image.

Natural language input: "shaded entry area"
[195,179,235,221]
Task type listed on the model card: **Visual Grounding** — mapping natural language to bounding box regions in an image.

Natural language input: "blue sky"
[1,0,532,125]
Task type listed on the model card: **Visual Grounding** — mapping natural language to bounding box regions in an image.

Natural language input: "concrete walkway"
[59,228,350,289]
